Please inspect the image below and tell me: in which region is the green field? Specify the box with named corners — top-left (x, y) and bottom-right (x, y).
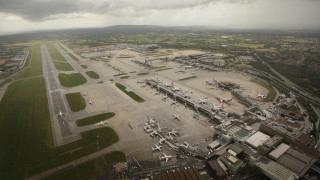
top-left (80, 64), bottom-right (88, 69)
top-left (19, 45), bottom-right (43, 78)
top-left (251, 80), bottom-right (277, 101)
top-left (53, 61), bottom-right (74, 71)
top-left (114, 73), bottom-right (127, 76)
top-left (58, 73), bottom-right (87, 87)
top-left (59, 44), bottom-right (79, 61)
top-left (85, 71), bottom-right (100, 79)
top-left (155, 68), bottom-right (172, 72)
top-left (137, 72), bottom-right (150, 76)
top-left (120, 76), bottom-right (130, 79)
top-left (0, 77), bottom-right (51, 179)
top-left (47, 44), bottom-right (67, 61)
top-left (115, 83), bottom-right (145, 103)
top-left (47, 151), bottom-right (126, 180)
top-left (178, 76), bottom-right (197, 81)
top-left (65, 92), bottom-right (86, 112)
top-left (76, 112), bottom-right (115, 127)
top-left (0, 78), bottom-right (12, 88)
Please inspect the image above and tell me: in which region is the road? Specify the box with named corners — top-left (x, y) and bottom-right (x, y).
top-left (254, 53), bottom-right (320, 106)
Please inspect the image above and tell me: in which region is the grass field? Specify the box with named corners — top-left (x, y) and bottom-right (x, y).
top-left (120, 76), bottom-right (130, 79)
top-left (47, 151), bottom-right (125, 180)
top-left (19, 45), bottom-right (43, 78)
top-left (0, 78), bottom-right (12, 88)
top-left (178, 76), bottom-right (197, 81)
top-left (59, 44), bottom-right (79, 61)
top-left (76, 112), bottom-right (115, 127)
top-left (155, 68), bottom-right (172, 72)
top-left (53, 61), bottom-right (74, 71)
top-left (58, 73), bottom-right (87, 87)
top-left (251, 80), bottom-right (276, 101)
top-left (114, 73), bottom-right (127, 76)
top-left (47, 44), bottom-right (67, 62)
top-left (0, 77), bottom-right (51, 179)
top-left (115, 83), bottom-right (145, 103)
top-left (137, 72), bottom-right (150, 76)
top-left (65, 92), bottom-right (86, 112)
top-left (85, 71), bottom-right (100, 79)
top-left (80, 65), bottom-right (88, 69)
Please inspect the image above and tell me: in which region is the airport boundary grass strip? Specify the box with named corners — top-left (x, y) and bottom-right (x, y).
top-left (0, 77), bottom-right (51, 179)
top-left (85, 71), bottom-right (100, 79)
top-left (178, 76), bottom-right (197, 81)
top-left (114, 73), bottom-right (127, 77)
top-left (46, 44), bottom-right (67, 62)
top-left (47, 151), bottom-right (125, 180)
top-left (53, 61), bottom-right (74, 71)
top-left (59, 44), bottom-right (80, 61)
top-left (65, 92), bottom-right (86, 112)
top-left (19, 45), bottom-right (43, 78)
top-left (115, 83), bottom-right (145, 103)
top-left (137, 72), bottom-right (150, 76)
top-left (76, 112), bottom-right (115, 127)
top-left (155, 68), bottom-right (172, 72)
top-left (58, 73), bottom-right (87, 87)
top-left (80, 65), bottom-right (88, 69)
top-left (251, 79), bottom-right (276, 102)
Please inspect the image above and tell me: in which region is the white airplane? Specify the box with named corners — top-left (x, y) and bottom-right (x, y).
top-left (172, 114), bottom-right (181, 120)
top-left (185, 66), bottom-right (193, 69)
top-left (159, 138), bottom-right (166, 145)
top-left (199, 96), bottom-right (209, 104)
top-left (154, 91), bottom-right (160, 95)
top-left (96, 121), bottom-right (106, 127)
top-left (206, 79), bottom-right (216, 85)
top-left (172, 86), bottom-right (180, 92)
top-left (162, 95), bottom-right (168, 100)
top-left (212, 103), bottom-right (223, 111)
top-left (159, 153), bottom-right (172, 163)
top-left (152, 144), bottom-right (162, 151)
top-left (83, 92), bottom-right (87, 96)
top-left (216, 96), bottom-right (232, 104)
top-left (88, 100), bottom-right (94, 105)
top-left (137, 80), bottom-right (144, 83)
top-left (165, 81), bottom-right (174, 87)
top-left (57, 111), bottom-right (64, 117)
top-left (257, 94), bottom-right (266, 98)
top-left (171, 100), bottom-right (177, 105)
top-left (150, 130), bottom-right (158, 137)
top-left (168, 128), bottom-right (179, 137)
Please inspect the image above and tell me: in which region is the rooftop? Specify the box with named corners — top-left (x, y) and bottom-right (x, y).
top-left (245, 131), bottom-right (270, 148)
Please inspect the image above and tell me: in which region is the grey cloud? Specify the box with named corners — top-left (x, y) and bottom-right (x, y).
top-left (0, 0), bottom-right (261, 21)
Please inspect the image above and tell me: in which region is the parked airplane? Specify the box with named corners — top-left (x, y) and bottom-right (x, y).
top-left (212, 103), bottom-right (223, 111)
top-left (159, 138), bottom-right (166, 145)
top-left (165, 81), bottom-right (174, 87)
top-left (215, 96), bottom-right (232, 104)
top-left (199, 96), bottom-right (209, 104)
top-left (83, 92), bottom-right (87, 96)
top-left (137, 80), bottom-right (144, 83)
top-left (172, 114), bottom-right (181, 120)
top-left (257, 94), bottom-right (266, 98)
top-left (171, 100), bottom-right (177, 105)
top-left (185, 66), bottom-right (193, 69)
top-left (193, 112), bottom-right (200, 118)
top-left (172, 86), bottom-right (180, 92)
top-left (88, 100), bottom-right (94, 105)
top-left (162, 95), bottom-right (168, 100)
top-left (152, 144), bottom-right (162, 151)
top-left (159, 153), bottom-right (172, 163)
top-left (168, 128), bottom-right (180, 137)
top-left (150, 130), bottom-right (158, 137)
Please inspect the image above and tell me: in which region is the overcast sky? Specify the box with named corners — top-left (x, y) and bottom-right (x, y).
top-left (0, 0), bottom-right (320, 35)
